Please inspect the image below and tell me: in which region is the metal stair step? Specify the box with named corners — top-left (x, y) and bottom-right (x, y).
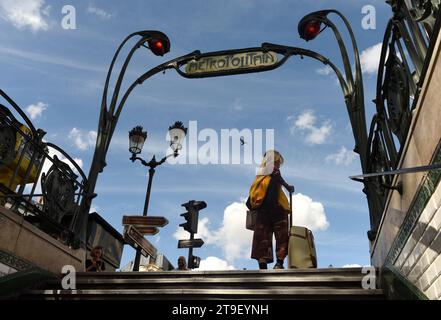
top-left (21, 268), bottom-right (384, 300)
top-left (25, 287), bottom-right (385, 300)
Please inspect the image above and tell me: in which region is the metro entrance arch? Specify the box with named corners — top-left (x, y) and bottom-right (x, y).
top-left (75, 10), bottom-right (383, 252)
top-left (2, 0), bottom-right (440, 300)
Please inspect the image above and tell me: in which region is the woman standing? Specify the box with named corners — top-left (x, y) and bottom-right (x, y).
top-left (247, 150), bottom-right (294, 269)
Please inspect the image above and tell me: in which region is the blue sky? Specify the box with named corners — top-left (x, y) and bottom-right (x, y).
top-left (0, 0), bottom-right (393, 270)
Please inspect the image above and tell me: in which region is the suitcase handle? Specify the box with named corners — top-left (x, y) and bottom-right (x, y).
top-left (289, 191), bottom-right (293, 229)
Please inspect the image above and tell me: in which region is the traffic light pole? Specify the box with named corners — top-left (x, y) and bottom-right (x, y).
top-left (178, 200), bottom-right (206, 269)
top-left (188, 232), bottom-right (194, 269)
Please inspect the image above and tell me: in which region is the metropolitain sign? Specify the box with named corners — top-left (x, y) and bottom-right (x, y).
top-left (184, 50), bottom-right (279, 77)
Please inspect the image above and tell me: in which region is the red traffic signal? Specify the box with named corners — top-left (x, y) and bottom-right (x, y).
top-left (147, 38), bottom-right (170, 56)
top-left (298, 19), bottom-right (322, 41)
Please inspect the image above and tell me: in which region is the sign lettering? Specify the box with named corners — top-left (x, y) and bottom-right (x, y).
top-left (185, 51), bottom-right (278, 76)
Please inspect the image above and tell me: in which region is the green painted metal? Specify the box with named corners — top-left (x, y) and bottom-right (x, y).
top-left (0, 267), bottom-right (56, 299)
top-left (381, 264), bottom-right (429, 300)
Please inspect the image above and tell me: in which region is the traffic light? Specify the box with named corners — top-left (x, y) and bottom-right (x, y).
top-left (147, 38), bottom-right (170, 56)
top-left (298, 18), bottom-right (322, 41)
top-left (179, 210), bottom-right (198, 234)
top-left (179, 200), bottom-right (207, 234)
top-left (189, 255), bottom-right (201, 269)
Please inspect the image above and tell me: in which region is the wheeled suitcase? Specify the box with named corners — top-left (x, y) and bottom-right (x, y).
top-left (287, 192), bottom-right (317, 269)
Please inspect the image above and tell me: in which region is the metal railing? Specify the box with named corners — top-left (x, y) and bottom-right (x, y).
top-left (365, 0), bottom-right (440, 238)
top-left (0, 90), bottom-right (87, 248)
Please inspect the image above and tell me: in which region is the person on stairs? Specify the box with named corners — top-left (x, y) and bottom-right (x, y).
top-left (247, 150), bottom-right (294, 270)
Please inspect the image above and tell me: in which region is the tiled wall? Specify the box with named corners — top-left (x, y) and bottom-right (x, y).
top-left (0, 262), bottom-right (17, 278)
top-left (393, 184), bottom-right (441, 300)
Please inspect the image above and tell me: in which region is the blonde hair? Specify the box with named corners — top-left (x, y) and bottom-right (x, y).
top-left (257, 150), bottom-right (284, 175)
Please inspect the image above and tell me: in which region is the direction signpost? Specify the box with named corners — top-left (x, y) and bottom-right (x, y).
top-left (122, 215), bottom-right (168, 268)
top-left (178, 238), bottom-right (204, 249)
top-left (124, 225), bottom-right (157, 259)
top-left (122, 215), bottom-right (169, 227)
top-left (135, 226), bottom-right (159, 236)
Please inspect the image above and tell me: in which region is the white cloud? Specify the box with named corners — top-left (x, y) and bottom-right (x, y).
top-left (292, 193), bottom-right (329, 231)
top-left (198, 256), bottom-right (235, 271)
top-left (211, 202), bottom-right (253, 262)
top-left (87, 4), bottom-right (112, 20)
top-left (316, 43), bottom-right (383, 76)
top-left (68, 128), bottom-right (97, 151)
top-left (293, 111), bottom-right (315, 130)
top-left (25, 101), bottom-right (47, 120)
top-left (306, 122), bottom-right (332, 145)
top-left (342, 264), bottom-right (362, 268)
top-left (316, 65), bottom-right (333, 76)
top-left (0, 0), bottom-right (50, 32)
top-left (289, 110), bottom-right (332, 145)
top-left (360, 42), bottom-right (382, 75)
top-left (325, 146), bottom-right (356, 166)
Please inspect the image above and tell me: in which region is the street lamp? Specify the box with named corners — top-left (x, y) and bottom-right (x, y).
top-left (168, 121), bottom-right (187, 156)
top-left (128, 126), bottom-right (147, 155)
top-left (129, 121), bottom-right (187, 271)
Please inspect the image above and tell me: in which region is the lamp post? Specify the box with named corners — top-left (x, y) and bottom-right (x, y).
top-left (297, 10), bottom-right (384, 240)
top-left (129, 121), bottom-right (187, 271)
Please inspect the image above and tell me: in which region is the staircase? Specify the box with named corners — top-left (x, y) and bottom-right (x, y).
top-left (22, 267), bottom-right (385, 300)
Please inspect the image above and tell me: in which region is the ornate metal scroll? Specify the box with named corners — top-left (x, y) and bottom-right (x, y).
top-left (41, 156), bottom-right (78, 225)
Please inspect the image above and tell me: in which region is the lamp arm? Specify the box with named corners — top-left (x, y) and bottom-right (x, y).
top-left (306, 10), bottom-right (368, 170)
top-left (326, 10), bottom-right (365, 109)
top-left (101, 37), bottom-right (148, 157)
top-left (108, 37), bottom-right (149, 117)
top-left (328, 10), bottom-right (368, 169)
top-left (316, 16), bottom-right (355, 91)
top-left (103, 66), bottom-right (168, 156)
top-left (161, 152), bottom-right (178, 163)
top-left (102, 32), bottom-right (141, 112)
top-left (130, 154), bottom-right (150, 167)
top-left (261, 43), bottom-right (350, 98)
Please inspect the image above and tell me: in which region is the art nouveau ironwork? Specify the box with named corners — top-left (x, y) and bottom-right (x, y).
top-left (0, 90), bottom-right (87, 247)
